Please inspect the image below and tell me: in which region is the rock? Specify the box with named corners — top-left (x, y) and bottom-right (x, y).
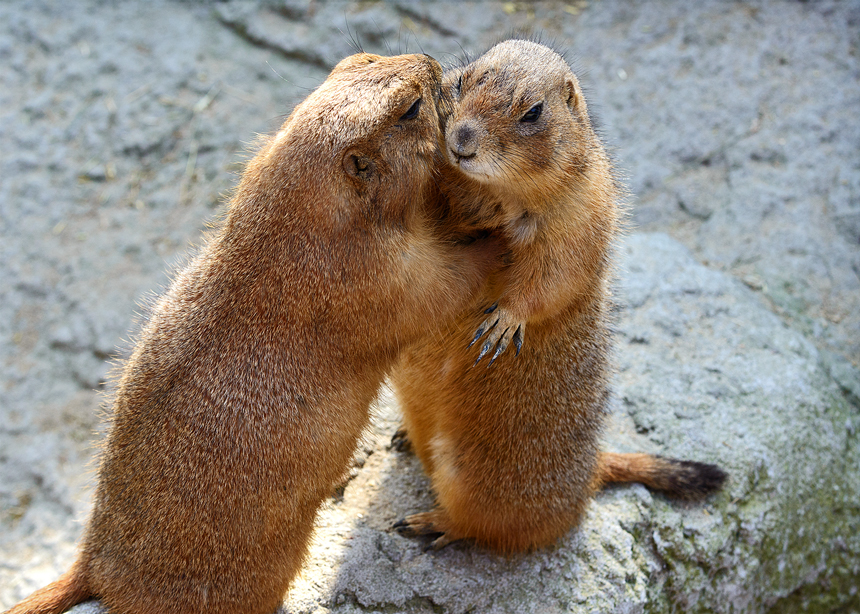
top-left (821, 350), bottom-right (860, 411)
top-left (611, 234), bottom-right (859, 613)
top-left (2, 1), bottom-right (859, 612)
top-left (55, 233), bottom-right (859, 614)
top-left (571, 1), bottom-right (860, 363)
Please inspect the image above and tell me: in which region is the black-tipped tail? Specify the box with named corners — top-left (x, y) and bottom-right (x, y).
top-left (594, 452), bottom-right (727, 500)
top-left (655, 458), bottom-right (728, 500)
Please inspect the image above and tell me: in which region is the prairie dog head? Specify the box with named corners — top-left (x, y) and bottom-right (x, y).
top-left (250, 52), bottom-right (444, 229)
top-left (442, 40), bottom-right (595, 197)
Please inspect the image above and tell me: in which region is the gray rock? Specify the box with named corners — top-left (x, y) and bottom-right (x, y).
top-left (2, 1), bottom-right (859, 613)
top-left (54, 233), bottom-right (860, 614)
top-left (568, 1), bottom-right (860, 363)
top-left (266, 233), bottom-right (856, 614)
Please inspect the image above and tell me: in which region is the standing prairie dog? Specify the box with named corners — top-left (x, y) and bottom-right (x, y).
top-left (391, 40), bottom-right (726, 553)
top-left (7, 52), bottom-right (501, 614)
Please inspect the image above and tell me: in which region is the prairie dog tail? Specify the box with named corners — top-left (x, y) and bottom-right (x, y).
top-left (5, 559), bottom-right (90, 614)
top-left (594, 451), bottom-right (727, 500)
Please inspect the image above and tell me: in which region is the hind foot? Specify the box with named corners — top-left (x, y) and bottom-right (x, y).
top-left (393, 510), bottom-right (462, 551)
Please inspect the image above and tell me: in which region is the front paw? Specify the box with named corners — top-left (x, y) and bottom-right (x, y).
top-left (469, 303), bottom-right (525, 366)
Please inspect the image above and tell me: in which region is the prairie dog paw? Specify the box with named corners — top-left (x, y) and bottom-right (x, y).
top-left (469, 303), bottom-right (525, 366)
top-left (393, 511), bottom-right (460, 551)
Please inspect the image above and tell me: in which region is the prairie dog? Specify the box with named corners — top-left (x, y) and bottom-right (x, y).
top-left (391, 40), bottom-right (726, 552)
top-left (8, 52), bottom-right (500, 614)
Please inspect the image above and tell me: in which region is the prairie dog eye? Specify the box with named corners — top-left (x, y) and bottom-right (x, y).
top-left (400, 98), bottom-right (422, 120)
top-left (521, 103), bottom-right (543, 123)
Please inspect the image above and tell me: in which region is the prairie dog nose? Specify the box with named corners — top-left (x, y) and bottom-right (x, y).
top-left (447, 121), bottom-right (479, 159)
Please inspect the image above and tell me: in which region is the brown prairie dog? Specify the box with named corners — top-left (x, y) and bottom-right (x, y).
top-left (391, 39), bottom-right (726, 553)
top-left (8, 52), bottom-right (500, 614)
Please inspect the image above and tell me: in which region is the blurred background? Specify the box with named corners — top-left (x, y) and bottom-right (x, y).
top-left (1, 1), bottom-right (858, 610)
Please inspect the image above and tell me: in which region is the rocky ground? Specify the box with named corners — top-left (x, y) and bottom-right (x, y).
top-left (1, 1), bottom-right (858, 613)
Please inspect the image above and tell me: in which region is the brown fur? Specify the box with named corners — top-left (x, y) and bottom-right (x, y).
top-left (391, 40), bottom-right (726, 553)
top-left (7, 52), bottom-right (501, 614)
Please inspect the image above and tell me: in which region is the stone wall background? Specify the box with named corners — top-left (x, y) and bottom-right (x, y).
top-left (1, 2), bottom-right (858, 612)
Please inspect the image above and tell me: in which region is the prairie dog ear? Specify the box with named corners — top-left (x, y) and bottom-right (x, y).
top-left (342, 148), bottom-right (376, 181)
top-left (565, 78), bottom-right (583, 113)
top-left (342, 148), bottom-right (380, 201)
